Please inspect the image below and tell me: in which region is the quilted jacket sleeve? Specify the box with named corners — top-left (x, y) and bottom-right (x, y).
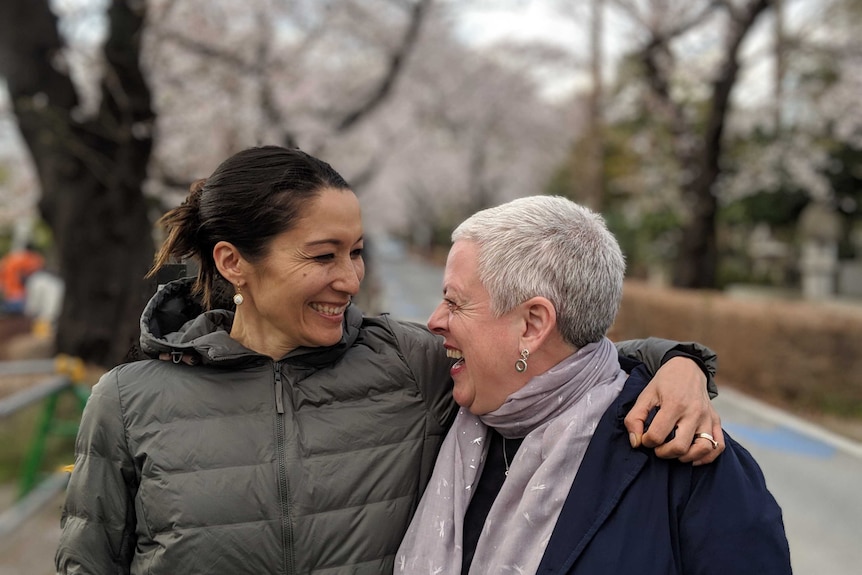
top-left (55, 367), bottom-right (138, 574)
top-left (615, 337), bottom-right (718, 398)
top-left (387, 318), bottom-right (457, 430)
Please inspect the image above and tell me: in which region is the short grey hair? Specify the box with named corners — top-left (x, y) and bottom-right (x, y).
top-left (451, 195), bottom-right (625, 348)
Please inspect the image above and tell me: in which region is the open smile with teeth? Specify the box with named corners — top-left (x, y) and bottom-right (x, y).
top-left (446, 348), bottom-right (464, 361)
top-left (310, 302), bottom-right (348, 316)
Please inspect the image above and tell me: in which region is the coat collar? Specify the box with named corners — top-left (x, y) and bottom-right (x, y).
top-left (139, 277), bottom-right (362, 368)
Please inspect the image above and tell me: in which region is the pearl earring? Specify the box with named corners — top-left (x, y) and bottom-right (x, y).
top-left (233, 286), bottom-right (244, 306)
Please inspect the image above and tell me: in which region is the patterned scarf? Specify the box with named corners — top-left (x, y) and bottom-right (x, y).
top-left (396, 337), bottom-right (627, 574)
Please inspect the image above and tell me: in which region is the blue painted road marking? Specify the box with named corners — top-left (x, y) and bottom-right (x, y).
top-left (724, 423), bottom-right (836, 458)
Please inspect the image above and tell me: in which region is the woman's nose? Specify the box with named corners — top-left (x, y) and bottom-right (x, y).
top-left (427, 302), bottom-right (448, 334)
top-left (334, 258), bottom-right (362, 294)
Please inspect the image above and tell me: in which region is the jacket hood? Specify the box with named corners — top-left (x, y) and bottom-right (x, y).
top-left (139, 277), bottom-right (363, 367)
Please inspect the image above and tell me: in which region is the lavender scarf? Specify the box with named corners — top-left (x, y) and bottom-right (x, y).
top-left (396, 337), bottom-right (627, 574)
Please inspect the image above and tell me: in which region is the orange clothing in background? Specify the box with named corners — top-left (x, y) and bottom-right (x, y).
top-left (0, 249), bottom-right (44, 303)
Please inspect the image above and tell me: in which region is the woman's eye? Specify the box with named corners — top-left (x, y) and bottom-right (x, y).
top-left (350, 248), bottom-right (364, 259)
top-left (313, 254), bottom-right (335, 262)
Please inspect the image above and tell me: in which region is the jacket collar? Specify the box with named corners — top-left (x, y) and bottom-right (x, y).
top-left (139, 277), bottom-right (361, 368)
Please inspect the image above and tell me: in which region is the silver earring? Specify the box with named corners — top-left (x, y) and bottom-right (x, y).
top-left (515, 348), bottom-right (529, 373)
top-left (233, 286), bottom-right (244, 306)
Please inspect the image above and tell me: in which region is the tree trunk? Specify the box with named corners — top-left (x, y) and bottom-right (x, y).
top-left (671, 0), bottom-right (772, 288)
top-left (0, 0), bottom-right (155, 367)
top-left (583, 0), bottom-right (606, 212)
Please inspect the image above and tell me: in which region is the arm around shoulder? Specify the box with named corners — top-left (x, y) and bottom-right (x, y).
top-left (385, 317), bottom-right (456, 429)
top-left (615, 337), bottom-right (717, 397)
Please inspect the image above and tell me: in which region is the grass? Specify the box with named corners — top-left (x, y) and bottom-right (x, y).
top-left (816, 395), bottom-right (862, 420)
top-left (0, 390), bottom-right (82, 486)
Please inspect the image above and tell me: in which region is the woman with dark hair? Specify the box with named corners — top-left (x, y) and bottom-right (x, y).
top-left (56, 146), bottom-right (722, 574)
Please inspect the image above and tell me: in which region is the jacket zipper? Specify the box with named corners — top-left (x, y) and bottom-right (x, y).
top-left (273, 361), bottom-right (294, 574)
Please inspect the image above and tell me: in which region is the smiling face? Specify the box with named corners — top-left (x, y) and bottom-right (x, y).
top-left (232, 187), bottom-right (365, 357)
top-left (427, 240), bottom-right (526, 415)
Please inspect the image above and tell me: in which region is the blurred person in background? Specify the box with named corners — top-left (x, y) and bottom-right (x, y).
top-left (23, 267), bottom-right (65, 337)
top-left (56, 146), bottom-right (723, 574)
top-left (0, 243), bottom-right (44, 314)
top-left (397, 196), bottom-right (791, 575)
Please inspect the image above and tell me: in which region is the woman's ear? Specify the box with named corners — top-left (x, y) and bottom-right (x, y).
top-left (213, 241), bottom-right (244, 285)
top-left (519, 296), bottom-right (557, 348)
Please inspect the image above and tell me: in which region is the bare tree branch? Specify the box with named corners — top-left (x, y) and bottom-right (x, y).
top-left (335, 0), bottom-right (433, 133)
top-left (148, 28), bottom-right (259, 71)
top-left (612, 0), bottom-right (723, 40)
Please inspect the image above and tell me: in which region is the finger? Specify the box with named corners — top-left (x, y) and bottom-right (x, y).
top-left (623, 412), bottom-right (645, 449)
top-left (642, 401), bottom-right (687, 450)
top-left (655, 387), bottom-right (716, 460)
top-left (654, 396), bottom-right (715, 459)
top-left (693, 419), bottom-right (726, 465)
top-left (678, 434), bottom-right (715, 463)
top-left (666, 407), bottom-right (710, 461)
top-left (625, 384), bottom-right (664, 449)
top-left (653, 431), bottom-right (692, 459)
top-left (623, 398), bottom-right (655, 449)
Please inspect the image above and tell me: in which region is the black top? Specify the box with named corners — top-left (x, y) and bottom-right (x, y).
top-left (461, 429), bottom-right (524, 574)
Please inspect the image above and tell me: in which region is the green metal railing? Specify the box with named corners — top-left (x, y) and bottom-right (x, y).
top-left (0, 356), bottom-right (90, 538)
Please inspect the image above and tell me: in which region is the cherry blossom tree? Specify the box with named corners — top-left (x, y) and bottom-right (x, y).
top-left (0, 0), bottom-right (572, 363)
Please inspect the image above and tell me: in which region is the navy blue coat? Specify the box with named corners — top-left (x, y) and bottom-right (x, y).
top-left (537, 363), bottom-right (792, 575)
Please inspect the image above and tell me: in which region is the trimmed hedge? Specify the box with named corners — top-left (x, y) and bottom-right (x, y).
top-left (611, 280), bottom-right (862, 417)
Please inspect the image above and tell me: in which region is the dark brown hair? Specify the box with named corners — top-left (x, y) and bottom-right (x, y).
top-left (148, 146), bottom-right (351, 308)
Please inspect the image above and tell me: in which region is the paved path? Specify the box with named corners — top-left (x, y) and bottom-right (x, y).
top-left (0, 484), bottom-right (62, 575)
top-left (714, 387), bottom-right (862, 574)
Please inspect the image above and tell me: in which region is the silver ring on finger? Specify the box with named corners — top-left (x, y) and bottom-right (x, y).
top-left (692, 432), bottom-right (718, 450)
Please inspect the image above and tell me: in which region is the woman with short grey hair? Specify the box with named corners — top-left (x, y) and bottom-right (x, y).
top-left (397, 195), bottom-right (791, 574)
